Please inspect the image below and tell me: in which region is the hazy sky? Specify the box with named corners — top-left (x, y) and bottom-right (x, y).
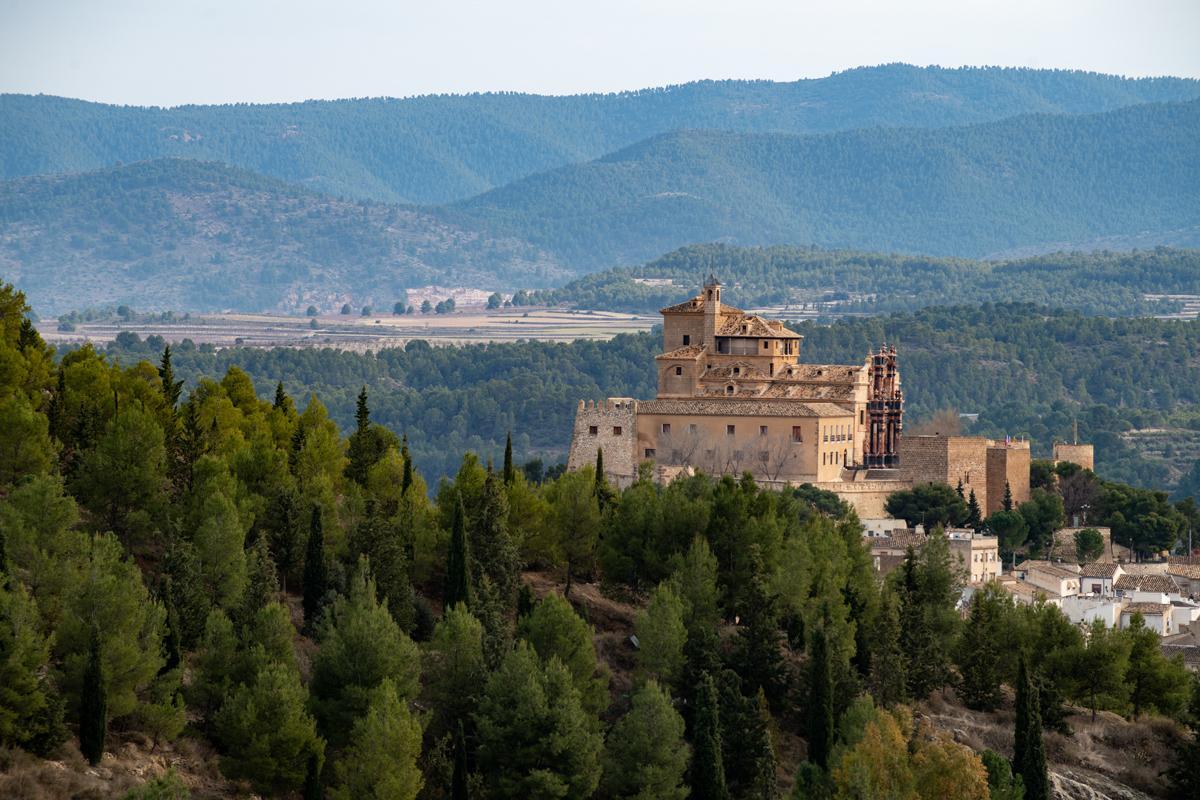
top-left (3, 0), bottom-right (1198, 106)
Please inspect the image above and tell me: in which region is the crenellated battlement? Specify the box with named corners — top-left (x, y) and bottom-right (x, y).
top-left (566, 397), bottom-right (638, 484)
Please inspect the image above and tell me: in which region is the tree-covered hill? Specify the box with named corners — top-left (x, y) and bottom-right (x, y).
top-left (446, 99), bottom-right (1200, 267)
top-left (0, 159), bottom-right (563, 314)
top-left (541, 244), bottom-right (1200, 317)
top-left (3, 65), bottom-right (1197, 204)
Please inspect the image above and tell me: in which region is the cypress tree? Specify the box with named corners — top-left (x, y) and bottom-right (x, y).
top-left (516, 583), bottom-right (535, 619)
top-left (401, 435), bottom-right (414, 496)
top-left (303, 507), bottom-right (329, 628)
top-left (956, 589), bottom-right (1004, 711)
top-left (750, 689), bottom-right (780, 800)
top-left (805, 627), bottom-right (834, 770)
top-left (1014, 654), bottom-right (1049, 800)
top-left (692, 671), bottom-right (730, 800)
top-left (967, 489), bottom-right (982, 530)
top-left (868, 587), bottom-right (907, 707)
top-left (1003, 481), bottom-right (1014, 512)
top-left (503, 432), bottom-right (515, 485)
top-left (79, 626), bottom-right (107, 766)
top-left (158, 345), bottom-right (183, 410)
top-left (273, 381), bottom-right (288, 411)
top-left (289, 425), bottom-right (307, 474)
top-left (347, 386), bottom-right (374, 485)
top-left (451, 719), bottom-right (469, 800)
top-left (956, 478), bottom-right (965, 500)
top-left (444, 492), bottom-right (472, 611)
top-left (303, 751), bottom-right (324, 800)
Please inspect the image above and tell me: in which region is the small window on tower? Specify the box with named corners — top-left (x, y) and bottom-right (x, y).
top-left (860, 410), bottom-right (865, 425)
top-left (613, 426), bottom-right (622, 436)
top-left (662, 423), bottom-right (671, 435)
top-left (689, 424), bottom-right (698, 434)
top-left (762, 340), bottom-right (769, 349)
top-left (726, 385), bottom-right (734, 395)
top-left (588, 426), bottom-right (598, 436)
top-left (644, 448), bottom-right (656, 458)
top-left (759, 425), bottom-right (768, 437)
top-left (675, 366), bottom-right (682, 376)
top-left (726, 424), bottom-right (736, 436)
top-left (792, 426), bottom-right (802, 442)
top-left (682, 335), bottom-right (690, 345)
top-left (733, 367), bottom-right (740, 375)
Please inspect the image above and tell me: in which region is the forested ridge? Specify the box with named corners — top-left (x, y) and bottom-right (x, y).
top-left (5, 65), bottom-right (1197, 204)
top-left (0, 159), bottom-right (562, 314)
top-left (446, 99), bottom-right (1200, 268)
top-left (3, 281), bottom-right (1200, 800)
top-left (5, 99), bottom-right (1199, 314)
top-left (542, 243), bottom-right (1200, 317)
top-left (95, 303), bottom-right (1200, 495)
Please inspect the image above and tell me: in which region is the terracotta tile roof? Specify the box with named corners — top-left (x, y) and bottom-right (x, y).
top-left (870, 530), bottom-right (927, 551)
top-left (1017, 560), bottom-right (1080, 579)
top-left (761, 383), bottom-right (857, 401)
top-left (1167, 560), bottom-right (1200, 580)
top-left (717, 314), bottom-right (802, 338)
top-left (656, 344), bottom-right (706, 360)
top-left (1115, 574), bottom-right (1180, 593)
top-left (637, 399), bottom-right (852, 418)
top-left (1080, 562), bottom-right (1121, 578)
top-left (704, 362), bottom-right (771, 380)
top-left (1122, 602), bottom-right (1171, 615)
top-left (659, 295), bottom-right (744, 315)
top-left (779, 364), bottom-right (864, 383)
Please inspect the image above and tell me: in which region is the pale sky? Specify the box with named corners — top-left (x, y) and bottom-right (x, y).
top-left (2, 0), bottom-right (1198, 107)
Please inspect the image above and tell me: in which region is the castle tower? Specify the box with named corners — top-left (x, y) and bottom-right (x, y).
top-left (702, 275), bottom-right (722, 350)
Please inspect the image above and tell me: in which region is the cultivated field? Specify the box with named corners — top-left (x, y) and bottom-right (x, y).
top-left (38, 307), bottom-right (659, 350)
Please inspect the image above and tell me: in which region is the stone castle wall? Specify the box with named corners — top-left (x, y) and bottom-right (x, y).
top-left (1053, 443), bottom-right (1095, 471)
top-left (986, 442), bottom-right (1031, 515)
top-left (566, 398), bottom-right (638, 486)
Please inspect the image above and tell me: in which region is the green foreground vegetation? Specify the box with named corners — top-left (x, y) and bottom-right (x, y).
top-left (3, 281), bottom-right (1200, 799)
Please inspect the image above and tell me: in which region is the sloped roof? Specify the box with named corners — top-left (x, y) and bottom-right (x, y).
top-left (717, 314), bottom-right (802, 338)
top-left (1167, 560), bottom-right (1200, 580)
top-left (656, 344), bottom-right (706, 360)
top-left (761, 383), bottom-right (858, 401)
top-left (1080, 562), bottom-right (1121, 578)
top-left (659, 295), bottom-right (744, 315)
top-left (781, 364), bottom-right (864, 383)
top-left (1123, 602), bottom-right (1171, 615)
top-left (869, 530), bottom-right (927, 551)
top-left (1115, 574), bottom-right (1180, 593)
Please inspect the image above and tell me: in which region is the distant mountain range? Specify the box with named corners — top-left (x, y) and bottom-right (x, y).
top-left (1, 65), bottom-right (1198, 314)
top-left (4, 65), bottom-right (1198, 204)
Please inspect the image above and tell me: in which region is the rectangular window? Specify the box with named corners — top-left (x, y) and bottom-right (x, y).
top-left (823, 428), bottom-right (828, 443)
top-left (792, 426), bottom-right (802, 442)
top-left (762, 340), bottom-right (769, 349)
top-left (588, 425), bottom-right (598, 436)
top-left (759, 425), bottom-right (768, 437)
top-left (644, 448), bottom-right (656, 458)
top-left (689, 424), bottom-right (698, 435)
top-left (613, 426), bottom-right (622, 436)
top-left (822, 453), bottom-right (826, 465)
top-left (675, 366), bottom-right (682, 376)
top-left (726, 425), bottom-right (736, 437)
top-left (769, 363), bottom-right (774, 376)
top-left (662, 423), bottom-right (671, 434)
top-left (682, 334), bottom-right (690, 346)
top-left (859, 410), bottom-right (865, 425)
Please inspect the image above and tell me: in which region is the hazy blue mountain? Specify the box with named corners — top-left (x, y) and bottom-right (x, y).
top-left (0, 159), bottom-right (562, 314)
top-left (3, 64), bottom-right (1197, 204)
top-left (445, 99), bottom-right (1200, 266)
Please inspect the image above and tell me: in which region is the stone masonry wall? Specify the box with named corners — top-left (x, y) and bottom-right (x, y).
top-left (566, 398), bottom-right (638, 486)
top-left (986, 443), bottom-right (1031, 516)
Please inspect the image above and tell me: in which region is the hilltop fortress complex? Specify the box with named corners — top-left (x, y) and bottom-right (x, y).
top-left (567, 277), bottom-right (1035, 517)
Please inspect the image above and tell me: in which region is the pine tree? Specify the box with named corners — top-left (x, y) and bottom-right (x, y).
top-left (472, 469), bottom-right (518, 603)
top-left (1165, 673), bottom-right (1200, 800)
top-left (444, 492), bottom-right (473, 610)
top-left (239, 530), bottom-right (280, 630)
top-left (158, 346), bottom-right (183, 410)
top-left (1013, 654), bottom-right (1049, 800)
top-left (303, 506), bottom-right (328, 628)
top-left (692, 672), bottom-right (730, 800)
top-left (1003, 481), bottom-right (1014, 512)
top-left (750, 689), bottom-right (780, 800)
top-left (79, 626), bottom-right (107, 766)
top-left (594, 448), bottom-right (614, 509)
top-left (452, 720), bottom-right (469, 800)
top-left (274, 381), bottom-right (288, 411)
top-left (805, 626), bottom-right (835, 771)
top-left (732, 548), bottom-right (788, 703)
top-left (956, 588), bottom-right (1004, 711)
top-left (503, 432), bottom-right (515, 485)
top-left (956, 479), bottom-right (965, 500)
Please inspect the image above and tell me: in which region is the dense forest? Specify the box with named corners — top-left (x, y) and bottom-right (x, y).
top-left (4, 65), bottom-right (1197, 204)
top-left (97, 303), bottom-right (1200, 495)
top-left (447, 100), bottom-right (1200, 268)
top-left (0, 159), bottom-right (561, 314)
top-left (541, 244), bottom-right (1200, 317)
top-left (2, 281), bottom-right (1199, 800)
